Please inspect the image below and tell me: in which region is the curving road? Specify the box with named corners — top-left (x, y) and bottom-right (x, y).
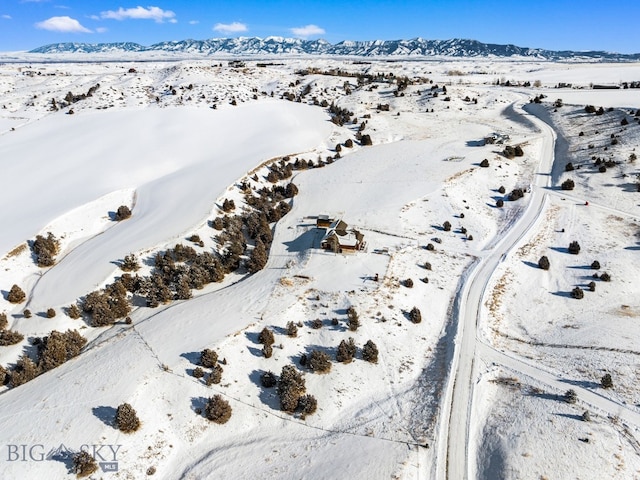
top-left (434, 99), bottom-right (640, 480)
top-left (435, 99), bottom-right (556, 480)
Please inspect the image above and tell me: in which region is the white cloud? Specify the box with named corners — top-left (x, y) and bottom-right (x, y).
top-left (189, 20), bottom-right (199, 25)
top-left (95, 27), bottom-right (108, 33)
top-left (1, 14), bottom-right (12, 20)
top-left (101, 6), bottom-right (176, 23)
top-left (290, 24), bottom-right (325, 38)
top-left (213, 22), bottom-right (247, 34)
top-left (35, 16), bottom-right (92, 33)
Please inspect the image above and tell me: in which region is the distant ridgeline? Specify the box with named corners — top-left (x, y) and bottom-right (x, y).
top-left (29, 37), bottom-right (640, 61)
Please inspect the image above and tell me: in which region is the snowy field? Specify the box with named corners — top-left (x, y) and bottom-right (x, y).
top-left (0, 55), bottom-right (639, 479)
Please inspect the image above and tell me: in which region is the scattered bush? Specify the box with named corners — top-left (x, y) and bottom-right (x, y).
top-left (7, 284), bottom-right (26, 304)
top-left (262, 343), bottom-right (273, 358)
top-left (205, 395), bottom-right (232, 424)
top-left (114, 205), bottom-right (132, 221)
top-left (310, 318), bottom-right (323, 329)
top-left (258, 327), bottom-right (275, 346)
top-left (23, 309), bottom-right (31, 318)
top-left (221, 198), bottom-right (235, 212)
top-left (10, 355), bottom-right (38, 387)
top-left (0, 364), bottom-right (6, 385)
top-left (571, 287), bottom-right (584, 299)
top-left (31, 232), bottom-right (60, 267)
top-left (508, 188), bottom-right (524, 201)
top-left (36, 329), bottom-right (86, 372)
top-left (561, 179), bottom-right (575, 190)
top-left (568, 241), bottom-right (581, 255)
top-left (278, 365), bottom-right (306, 413)
top-left (588, 281), bottom-right (596, 292)
top-left (591, 260), bottom-right (600, 270)
top-left (0, 313), bottom-right (6, 330)
top-left (409, 307), bottom-right (422, 324)
top-left (73, 450), bottom-right (98, 478)
top-left (115, 403), bottom-right (141, 433)
top-left (360, 134), bottom-right (372, 146)
top-left (426, 243), bottom-right (435, 251)
top-left (0, 329), bottom-right (24, 346)
top-left (200, 348), bottom-right (218, 368)
top-left (404, 278), bottom-right (414, 288)
top-left (443, 221), bottom-right (451, 231)
top-left (600, 272), bottom-right (611, 282)
top-left (496, 199), bottom-right (504, 208)
top-left (538, 256), bottom-right (550, 270)
top-left (601, 373), bottom-right (613, 389)
top-left (260, 370), bottom-right (277, 388)
top-left (286, 321), bottom-right (298, 337)
top-left (362, 340), bottom-right (379, 363)
top-left (564, 389), bottom-right (578, 404)
top-left (565, 162), bottom-right (575, 171)
top-left (336, 337), bottom-right (357, 363)
top-left (192, 367), bottom-right (205, 378)
top-left (581, 410), bottom-right (591, 422)
top-left (46, 308), bottom-right (56, 318)
top-left (298, 394), bottom-right (318, 418)
top-left (424, 262), bottom-right (432, 270)
top-left (498, 186), bottom-right (506, 194)
top-left (479, 159), bottom-right (489, 168)
top-left (308, 350), bottom-right (332, 373)
top-left (121, 254), bottom-right (140, 272)
top-left (67, 304), bottom-right (81, 319)
top-left (207, 364), bottom-right (223, 385)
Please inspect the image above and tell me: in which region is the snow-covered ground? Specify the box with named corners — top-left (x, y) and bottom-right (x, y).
top-left (0, 56), bottom-right (638, 479)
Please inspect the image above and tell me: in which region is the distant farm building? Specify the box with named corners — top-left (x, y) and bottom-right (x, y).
top-left (319, 218), bottom-right (365, 253)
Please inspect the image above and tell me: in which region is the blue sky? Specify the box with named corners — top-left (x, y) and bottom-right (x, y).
top-left (1, 0), bottom-right (639, 53)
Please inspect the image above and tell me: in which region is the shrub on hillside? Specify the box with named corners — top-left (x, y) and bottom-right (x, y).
top-left (479, 159), bottom-right (489, 168)
top-left (564, 389), bottom-right (577, 404)
top-left (298, 394), bottom-right (318, 418)
top-left (200, 348), bottom-right (218, 368)
top-left (286, 321), bottom-right (298, 337)
top-left (258, 327), bottom-right (275, 346)
top-left (561, 179), bottom-right (575, 190)
top-left (362, 340), bottom-right (379, 363)
top-left (121, 254), bottom-right (140, 272)
top-left (0, 329), bottom-right (24, 346)
top-left (538, 256), bottom-right (550, 270)
top-left (278, 365), bottom-right (306, 413)
top-left (565, 162), bottom-right (575, 171)
top-left (262, 343), bottom-right (273, 358)
top-left (46, 308), bottom-right (56, 318)
top-left (508, 188), bottom-right (524, 201)
top-left (404, 278), bottom-right (414, 288)
top-left (115, 403), bottom-right (141, 433)
top-left (0, 313), bottom-right (7, 330)
top-left (7, 284), bottom-right (26, 304)
top-left (114, 205), bottom-right (132, 221)
top-left (591, 260), bottom-right (600, 270)
top-left (260, 370), bottom-right (277, 388)
top-left (10, 354), bottom-right (39, 387)
top-left (36, 329), bottom-right (86, 372)
top-left (496, 199), bottom-right (504, 208)
top-left (308, 350), bottom-right (332, 373)
top-left (72, 450), bottom-right (98, 478)
top-left (31, 232), bottom-right (60, 267)
top-left (568, 241), bottom-right (581, 255)
top-left (207, 364), bottom-right (223, 385)
top-left (409, 307), bottom-right (422, 324)
top-left (443, 221), bottom-right (451, 231)
top-left (601, 373), bottom-right (613, 389)
top-left (571, 287), bottom-right (584, 299)
top-left (336, 337), bottom-right (357, 363)
top-left (205, 395), bottom-right (232, 424)
top-left (600, 272), bottom-right (611, 282)
top-left (67, 304), bottom-right (82, 319)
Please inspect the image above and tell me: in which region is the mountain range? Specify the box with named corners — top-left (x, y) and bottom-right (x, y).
top-left (29, 37), bottom-right (640, 60)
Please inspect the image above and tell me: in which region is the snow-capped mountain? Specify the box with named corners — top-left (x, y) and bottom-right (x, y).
top-left (28, 37), bottom-right (640, 60)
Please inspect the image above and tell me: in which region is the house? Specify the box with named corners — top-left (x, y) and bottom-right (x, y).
top-left (316, 214), bottom-right (334, 228)
top-left (320, 219), bottom-right (365, 253)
